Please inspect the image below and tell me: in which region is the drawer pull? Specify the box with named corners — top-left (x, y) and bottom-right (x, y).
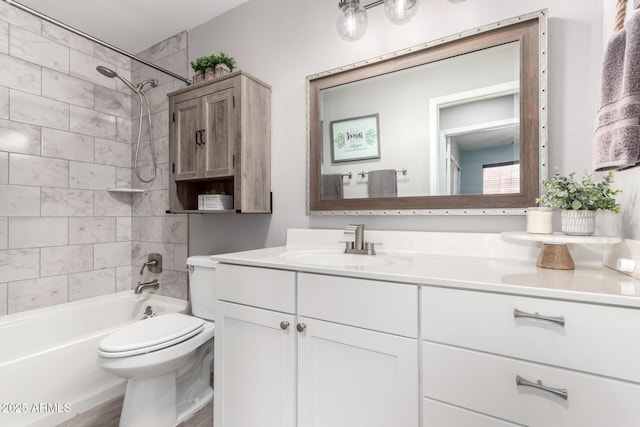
top-left (513, 308), bottom-right (565, 326)
top-left (516, 375), bottom-right (568, 400)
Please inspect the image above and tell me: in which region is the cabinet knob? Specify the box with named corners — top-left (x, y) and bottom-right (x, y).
top-left (296, 323), bottom-right (307, 333)
top-left (280, 321), bottom-right (290, 330)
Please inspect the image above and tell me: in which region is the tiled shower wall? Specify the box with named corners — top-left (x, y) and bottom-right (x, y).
top-left (130, 32), bottom-right (190, 300)
top-left (0, 3), bottom-right (190, 316)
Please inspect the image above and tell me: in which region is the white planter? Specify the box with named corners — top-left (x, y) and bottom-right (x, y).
top-left (561, 210), bottom-right (596, 236)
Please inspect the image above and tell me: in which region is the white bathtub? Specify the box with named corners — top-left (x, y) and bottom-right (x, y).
top-left (0, 290), bottom-right (188, 427)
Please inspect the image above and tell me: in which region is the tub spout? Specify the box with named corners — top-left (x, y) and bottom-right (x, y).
top-left (135, 279), bottom-right (159, 294)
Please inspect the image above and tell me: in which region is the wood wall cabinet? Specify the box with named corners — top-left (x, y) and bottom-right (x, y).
top-left (168, 71), bottom-right (271, 213)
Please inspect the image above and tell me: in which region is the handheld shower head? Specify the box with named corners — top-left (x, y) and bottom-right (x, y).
top-left (96, 65), bottom-right (137, 93)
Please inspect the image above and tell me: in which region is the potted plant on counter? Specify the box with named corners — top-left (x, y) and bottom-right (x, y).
top-left (536, 170), bottom-right (621, 235)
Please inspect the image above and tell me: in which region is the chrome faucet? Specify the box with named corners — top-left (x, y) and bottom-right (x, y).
top-left (139, 253), bottom-right (162, 275)
top-left (139, 259), bottom-right (157, 275)
top-left (343, 224), bottom-right (380, 255)
top-left (135, 279), bottom-right (159, 294)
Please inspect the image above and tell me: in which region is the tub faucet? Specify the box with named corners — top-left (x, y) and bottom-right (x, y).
top-left (343, 224), bottom-right (380, 255)
top-left (135, 279), bottom-right (159, 294)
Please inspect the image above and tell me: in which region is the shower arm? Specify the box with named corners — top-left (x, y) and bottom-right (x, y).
top-left (1, 0), bottom-right (192, 86)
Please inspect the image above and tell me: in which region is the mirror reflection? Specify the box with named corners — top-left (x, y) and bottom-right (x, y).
top-left (320, 42), bottom-right (520, 200)
top-left (308, 12), bottom-right (545, 214)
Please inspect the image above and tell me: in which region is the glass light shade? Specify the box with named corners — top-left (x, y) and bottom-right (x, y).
top-left (336, 1), bottom-right (368, 42)
top-left (383, 0), bottom-right (419, 25)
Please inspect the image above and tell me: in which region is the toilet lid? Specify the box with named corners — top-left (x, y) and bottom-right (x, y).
top-left (98, 313), bottom-right (204, 358)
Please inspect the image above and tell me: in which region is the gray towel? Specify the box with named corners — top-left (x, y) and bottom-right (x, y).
top-left (594, 11), bottom-right (640, 171)
top-left (321, 174), bottom-right (344, 199)
top-left (367, 169), bottom-right (397, 198)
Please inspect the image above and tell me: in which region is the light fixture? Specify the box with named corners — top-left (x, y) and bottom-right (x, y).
top-left (383, 0), bottom-right (419, 25)
top-left (336, 0), bottom-right (368, 42)
top-left (336, 0), bottom-right (421, 42)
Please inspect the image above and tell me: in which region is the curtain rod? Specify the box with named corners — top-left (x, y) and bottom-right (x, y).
top-left (2, 0), bottom-right (192, 86)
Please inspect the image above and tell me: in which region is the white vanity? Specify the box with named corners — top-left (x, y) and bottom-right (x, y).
top-left (210, 228), bottom-right (640, 427)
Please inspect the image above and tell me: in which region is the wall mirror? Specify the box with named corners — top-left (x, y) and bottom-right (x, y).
top-left (307, 10), bottom-right (547, 215)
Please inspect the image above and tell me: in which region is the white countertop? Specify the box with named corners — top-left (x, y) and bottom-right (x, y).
top-left (210, 229), bottom-right (640, 309)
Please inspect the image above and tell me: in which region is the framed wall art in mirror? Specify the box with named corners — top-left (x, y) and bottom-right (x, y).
top-left (306, 10), bottom-right (547, 215)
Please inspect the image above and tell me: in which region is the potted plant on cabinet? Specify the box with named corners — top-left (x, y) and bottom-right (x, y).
top-left (190, 56), bottom-right (209, 84)
top-left (214, 52), bottom-right (236, 77)
top-left (536, 170), bottom-right (621, 235)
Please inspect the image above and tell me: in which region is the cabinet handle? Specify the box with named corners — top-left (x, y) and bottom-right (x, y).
top-left (513, 308), bottom-right (565, 327)
top-left (515, 375), bottom-right (568, 400)
top-left (199, 129), bottom-right (206, 144)
top-left (195, 130), bottom-right (200, 145)
top-left (296, 323), bottom-right (306, 333)
top-left (280, 321), bottom-right (290, 330)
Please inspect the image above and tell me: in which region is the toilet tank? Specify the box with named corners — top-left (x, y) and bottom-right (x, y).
top-left (186, 256), bottom-right (217, 321)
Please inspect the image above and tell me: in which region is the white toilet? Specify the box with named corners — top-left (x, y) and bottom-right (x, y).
top-left (98, 256), bottom-right (217, 427)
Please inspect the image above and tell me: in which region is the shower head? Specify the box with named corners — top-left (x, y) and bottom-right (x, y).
top-left (96, 65), bottom-right (137, 93)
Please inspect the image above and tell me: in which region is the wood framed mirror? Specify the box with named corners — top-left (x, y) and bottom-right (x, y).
top-left (307, 10), bottom-right (547, 215)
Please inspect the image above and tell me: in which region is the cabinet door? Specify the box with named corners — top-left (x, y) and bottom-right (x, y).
top-left (203, 88), bottom-right (235, 178)
top-left (214, 301), bottom-right (296, 427)
top-left (173, 97), bottom-right (202, 180)
top-left (298, 316), bottom-right (419, 427)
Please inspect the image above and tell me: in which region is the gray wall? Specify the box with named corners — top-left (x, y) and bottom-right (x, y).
top-left (186, 0), bottom-right (638, 254)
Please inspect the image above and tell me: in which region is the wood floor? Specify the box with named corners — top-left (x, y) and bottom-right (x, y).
top-left (57, 395), bottom-right (213, 427)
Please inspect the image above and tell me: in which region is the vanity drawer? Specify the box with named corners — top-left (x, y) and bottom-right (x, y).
top-left (298, 273), bottom-right (418, 338)
top-left (423, 341), bottom-right (640, 427)
top-left (216, 264), bottom-right (296, 313)
top-left (421, 286), bottom-right (640, 382)
top-left (423, 398), bottom-right (519, 427)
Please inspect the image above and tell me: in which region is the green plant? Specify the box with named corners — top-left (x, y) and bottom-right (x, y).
top-left (190, 56), bottom-right (209, 72)
top-left (214, 52), bottom-right (236, 71)
top-left (536, 170), bottom-right (621, 213)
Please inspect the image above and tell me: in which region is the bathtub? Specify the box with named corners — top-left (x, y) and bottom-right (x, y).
top-left (0, 290), bottom-right (188, 427)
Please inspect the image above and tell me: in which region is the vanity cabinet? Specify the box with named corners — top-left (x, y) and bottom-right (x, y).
top-left (421, 286), bottom-right (640, 426)
top-left (168, 71), bottom-right (271, 213)
top-left (213, 265), bottom-right (419, 427)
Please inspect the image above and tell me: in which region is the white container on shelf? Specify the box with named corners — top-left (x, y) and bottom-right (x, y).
top-left (198, 194), bottom-right (233, 210)
top-left (526, 207), bottom-right (553, 234)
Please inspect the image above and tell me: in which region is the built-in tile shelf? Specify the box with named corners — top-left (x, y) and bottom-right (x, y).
top-left (107, 188), bottom-right (145, 193)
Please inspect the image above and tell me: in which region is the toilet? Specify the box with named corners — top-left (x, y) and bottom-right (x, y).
top-left (97, 256), bottom-right (217, 427)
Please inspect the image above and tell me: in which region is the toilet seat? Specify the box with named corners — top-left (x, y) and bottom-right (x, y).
top-left (98, 313), bottom-right (205, 358)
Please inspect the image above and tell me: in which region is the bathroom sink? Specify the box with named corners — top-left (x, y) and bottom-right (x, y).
top-left (281, 250), bottom-right (404, 268)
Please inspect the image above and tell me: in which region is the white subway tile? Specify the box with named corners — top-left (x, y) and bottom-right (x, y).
top-left (10, 26), bottom-right (69, 73)
top-left (95, 85), bottom-right (131, 118)
top-left (133, 216), bottom-right (163, 242)
top-left (116, 216), bottom-right (132, 242)
top-left (69, 217), bottom-right (116, 245)
top-left (149, 242), bottom-right (174, 271)
top-left (0, 53), bottom-right (41, 95)
top-left (0, 118), bottom-right (41, 155)
top-left (10, 90), bottom-right (70, 131)
top-left (0, 151), bottom-right (7, 184)
top-left (69, 50), bottom-right (116, 89)
top-left (69, 161), bottom-right (115, 190)
top-left (0, 21), bottom-right (8, 55)
top-left (0, 217), bottom-right (6, 250)
top-left (7, 275), bottom-right (68, 314)
top-left (132, 191), bottom-right (150, 216)
top-left (116, 266), bottom-right (132, 292)
top-left (42, 68), bottom-right (94, 109)
top-left (94, 191), bottom-right (132, 217)
top-left (41, 244), bottom-right (93, 277)
top-left (0, 184), bottom-right (40, 216)
top-left (42, 128), bottom-right (94, 162)
top-left (69, 105), bottom-right (117, 139)
top-left (95, 138), bottom-right (132, 168)
top-left (116, 116), bottom-right (132, 143)
top-left (41, 21), bottom-right (93, 56)
top-left (138, 32), bottom-right (187, 64)
top-left (0, 3), bottom-right (41, 34)
top-left (132, 241), bottom-right (150, 267)
top-left (0, 282), bottom-right (6, 315)
top-left (41, 187), bottom-right (93, 216)
top-left (149, 190), bottom-right (169, 216)
top-left (9, 153), bottom-right (69, 188)
top-left (0, 86), bottom-right (7, 119)
top-left (0, 248), bottom-right (39, 282)
top-left (174, 244), bottom-right (188, 272)
top-left (158, 270), bottom-right (187, 300)
top-left (69, 268), bottom-right (115, 301)
top-left (95, 45), bottom-right (131, 72)
top-left (115, 167), bottom-right (132, 189)
top-left (163, 215), bottom-right (188, 244)
top-left (94, 241), bottom-right (131, 269)
top-left (8, 217), bottom-right (68, 249)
